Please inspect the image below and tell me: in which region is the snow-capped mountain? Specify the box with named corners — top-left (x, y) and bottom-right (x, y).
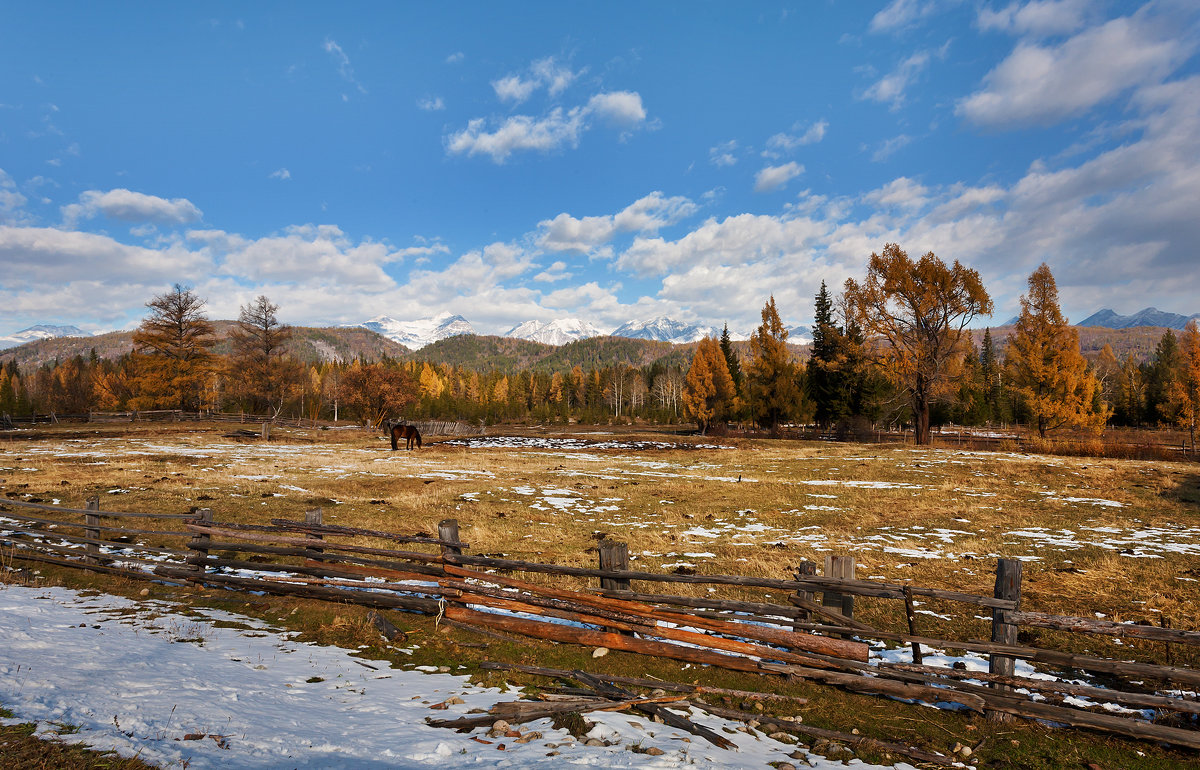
top-left (1076, 307), bottom-right (1200, 330)
top-left (353, 313), bottom-right (475, 350)
top-left (610, 317), bottom-right (740, 344)
top-left (0, 324), bottom-right (91, 350)
top-left (504, 318), bottom-right (605, 346)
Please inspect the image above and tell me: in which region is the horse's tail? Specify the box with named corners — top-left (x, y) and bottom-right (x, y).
top-left (415, 428), bottom-right (422, 448)
top-left (390, 425), bottom-right (399, 451)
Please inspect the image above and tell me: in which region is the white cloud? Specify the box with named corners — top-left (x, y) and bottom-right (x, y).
top-left (871, 134), bottom-right (913, 162)
top-left (958, 13), bottom-right (1190, 127)
top-left (445, 52), bottom-right (464, 64)
top-left (0, 225), bottom-right (211, 283)
top-left (446, 91), bottom-right (648, 163)
top-left (0, 168), bottom-right (29, 224)
top-left (864, 177), bottom-right (930, 209)
top-left (977, 0), bottom-right (1091, 37)
top-left (534, 260), bottom-right (572, 282)
top-left (269, 168), bottom-right (291, 181)
top-left (764, 121), bottom-right (827, 156)
top-left (417, 96), bottom-right (445, 111)
top-left (538, 192), bottom-right (698, 253)
top-left (709, 140), bottom-right (739, 167)
top-left (492, 57), bottom-right (581, 103)
top-left (869, 0), bottom-right (942, 33)
top-left (861, 51), bottom-right (931, 108)
top-left (62, 189), bottom-right (203, 226)
top-left (323, 38), bottom-right (366, 95)
top-left (754, 162), bottom-right (804, 193)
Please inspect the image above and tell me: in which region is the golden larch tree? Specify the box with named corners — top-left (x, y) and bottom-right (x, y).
top-left (1005, 263), bottom-right (1105, 437)
top-left (1173, 320), bottom-right (1200, 450)
top-left (844, 244), bottom-right (992, 445)
top-left (682, 337), bottom-right (735, 433)
top-left (130, 284), bottom-right (217, 411)
top-left (746, 296), bottom-right (805, 430)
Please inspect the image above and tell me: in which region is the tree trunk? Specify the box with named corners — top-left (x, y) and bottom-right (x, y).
top-left (913, 395), bottom-right (931, 445)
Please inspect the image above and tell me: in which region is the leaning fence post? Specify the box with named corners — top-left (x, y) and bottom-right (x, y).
top-left (304, 507), bottom-right (323, 559)
top-left (988, 558), bottom-right (1023, 722)
top-left (902, 585), bottom-right (923, 664)
top-left (438, 519), bottom-right (462, 559)
top-left (823, 554), bottom-right (855, 619)
top-left (791, 560), bottom-right (817, 628)
top-left (187, 508), bottom-right (213, 575)
top-left (84, 496), bottom-right (101, 565)
top-left (261, 422), bottom-right (270, 441)
top-left (598, 540), bottom-right (631, 592)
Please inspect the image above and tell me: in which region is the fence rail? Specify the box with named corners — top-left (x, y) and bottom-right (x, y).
top-left (1, 494), bottom-right (1197, 750)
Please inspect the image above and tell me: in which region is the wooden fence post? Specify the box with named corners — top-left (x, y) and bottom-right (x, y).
top-left (598, 540), bottom-right (631, 592)
top-left (84, 496), bottom-right (101, 565)
top-left (439, 519), bottom-right (463, 558)
top-left (261, 422), bottom-right (270, 441)
top-left (791, 560), bottom-right (817, 628)
top-left (304, 507), bottom-right (323, 559)
top-left (187, 508), bottom-right (213, 575)
top-left (823, 555), bottom-right (855, 619)
top-left (902, 585), bottom-right (923, 664)
top-left (988, 558), bottom-right (1023, 722)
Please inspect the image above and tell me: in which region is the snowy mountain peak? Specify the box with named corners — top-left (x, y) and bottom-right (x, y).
top-left (0, 324), bottom-right (92, 350)
top-left (504, 318), bottom-right (605, 346)
top-left (610, 316), bottom-right (733, 345)
top-left (353, 314), bottom-right (475, 350)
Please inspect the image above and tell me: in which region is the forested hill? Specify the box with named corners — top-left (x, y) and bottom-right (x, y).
top-left (0, 323), bottom-right (412, 369)
top-left (973, 325), bottom-right (1176, 363)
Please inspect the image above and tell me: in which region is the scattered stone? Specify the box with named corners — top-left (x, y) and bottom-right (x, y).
top-left (644, 746), bottom-right (665, 755)
top-left (585, 738), bottom-right (605, 747)
top-left (139, 588), bottom-right (150, 597)
top-left (769, 732), bottom-right (798, 744)
top-left (775, 763), bottom-right (797, 770)
top-left (592, 647), bottom-right (609, 658)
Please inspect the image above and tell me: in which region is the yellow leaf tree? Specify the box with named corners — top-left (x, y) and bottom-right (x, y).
top-left (130, 284), bottom-right (217, 411)
top-left (746, 296), bottom-right (806, 430)
top-left (682, 337), bottom-right (735, 434)
top-left (1173, 320), bottom-right (1200, 450)
top-left (1005, 263), bottom-right (1106, 437)
top-left (844, 244), bottom-right (992, 445)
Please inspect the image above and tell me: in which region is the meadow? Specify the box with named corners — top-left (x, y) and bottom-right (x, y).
top-left (2, 421), bottom-right (1199, 768)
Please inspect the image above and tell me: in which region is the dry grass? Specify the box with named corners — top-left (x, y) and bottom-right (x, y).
top-left (3, 421), bottom-right (1200, 767)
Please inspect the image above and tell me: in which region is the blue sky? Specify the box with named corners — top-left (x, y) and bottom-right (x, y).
top-left (2, 0), bottom-right (1198, 337)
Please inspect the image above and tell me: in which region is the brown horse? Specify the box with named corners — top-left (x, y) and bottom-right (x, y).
top-left (389, 422), bottom-right (422, 450)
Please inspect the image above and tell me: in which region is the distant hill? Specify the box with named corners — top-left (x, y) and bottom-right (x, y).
top-left (1076, 307), bottom-right (1200, 330)
top-left (973, 324), bottom-right (1177, 363)
top-left (0, 323), bottom-right (410, 370)
top-left (402, 334), bottom-right (554, 371)
top-left (0, 324), bottom-right (92, 350)
top-left (406, 334), bottom-right (694, 373)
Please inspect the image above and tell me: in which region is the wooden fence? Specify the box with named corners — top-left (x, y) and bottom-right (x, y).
top-left (1, 495), bottom-right (1198, 750)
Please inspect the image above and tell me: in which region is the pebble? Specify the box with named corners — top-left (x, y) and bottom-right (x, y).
top-left (138, 588), bottom-right (150, 597)
top-left (643, 747), bottom-right (665, 756)
top-left (592, 647), bottom-right (609, 658)
top-left (585, 738), bottom-right (605, 747)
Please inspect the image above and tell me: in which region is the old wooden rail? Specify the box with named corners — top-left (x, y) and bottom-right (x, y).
top-left (1, 495), bottom-right (1198, 750)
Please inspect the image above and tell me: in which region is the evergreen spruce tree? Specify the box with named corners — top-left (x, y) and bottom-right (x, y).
top-left (808, 281), bottom-right (841, 427)
top-left (719, 323), bottom-right (742, 391)
top-left (1146, 330), bottom-right (1182, 426)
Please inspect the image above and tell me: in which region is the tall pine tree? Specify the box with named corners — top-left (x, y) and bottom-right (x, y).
top-left (808, 281), bottom-right (841, 427)
top-left (746, 296), bottom-right (807, 430)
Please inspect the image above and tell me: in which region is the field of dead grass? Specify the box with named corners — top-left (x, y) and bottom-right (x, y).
top-left (3, 421), bottom-right (1200, 767)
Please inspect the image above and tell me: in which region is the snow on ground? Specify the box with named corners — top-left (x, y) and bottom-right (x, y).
top-left (0, 583), bottom-right (913, 769)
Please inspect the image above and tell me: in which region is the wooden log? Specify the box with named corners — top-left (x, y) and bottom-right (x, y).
top-left (572, 671), bottom-right (737, 750)
top-left (989, 558), bottom-right (1022, 723)
top-left (427, 695), bottom-right (687, 731)
top-left (444, 606), bottom-right (764, 673)
top-left (444, 553), bottom-right (1015, 609)
top-left (0, 527), bottom-right (186, 557)
top-left (598, 540), bottom-right (630, 591)
top-left (367, 611), bottom-right (406, 642)
top-left (443, 564), bottom-right (869, 661)
top-left (791, 560), bottom-right (816, 627)
top-left (187, 508), bottom-right (213, 573)
top-left (902, 585), bottom-right (923, 664)
top-left (691, 701), bottom-right (957, 767)
top-left (199, 556), bottom-right (438, 586)
top-left (268, 518), bottom-right (467, 548)
top-left (186, 524), bottom-right (444, 563)
top-left (1009, 610), bottom-right (1200, 647)
top-left (153, 566), bottom-right (441, 612)
top-left (5, 548), bottom-right (184, 583)
top-left (0, 497), bottom-right (196, 519)
top-left (757, 661), bottom-right (986, 713)
top-left (448, 589), bottom-right (833, 668)
top-left (479, 661), bottom-right (809, 704)
top-left (83, 497), bottom-right (101, 566)
top-left (0, 509), bottom-right (190, 536)
top-left (823, 555), bottom-right (855, 622)
top-left (882, 662), bottom-right (1200, 716)
top-left (980, 692), bottom-right (1200, 750)
top-left (438, 519), bottom-right (462, 557)
top-left (1, 537), bottom-right (182, 569)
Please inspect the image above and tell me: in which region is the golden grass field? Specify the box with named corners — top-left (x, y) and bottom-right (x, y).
top-left (2, 421), bottom-right (1199, 768)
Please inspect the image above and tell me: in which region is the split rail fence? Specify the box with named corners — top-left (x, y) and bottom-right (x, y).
top-left (1, 494), bottom-right (1198, 752)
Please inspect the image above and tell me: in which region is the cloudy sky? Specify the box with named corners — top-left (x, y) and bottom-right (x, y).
top-left (1, 0), bottom-right (1198, 337)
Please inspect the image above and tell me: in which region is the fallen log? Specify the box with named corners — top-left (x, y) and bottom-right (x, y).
top-left (444, 564), bottom-right (868, 662)
top-left (479, 661), bottom-right (809, 704)
top-left (691, 701), bottom-right (956, 767)
top-left (881, 662), bottom-right (1200, 716)
top-left (1009, 610), bottom-right (1200, 647)
top-left (268, 518), bottom-right (466, 548)
top-left (443, 606), bottom-right (763, 673)
top-left (426, 694), bottom-right (688, 731)
top-left (757, 661), bottom-right (986, 713)
top-left (572, 670), bottom-right (737, 750)
top-left (185, 524), bottom-right (443, 563)
top-left (153, 566), bottom-right (441, 612)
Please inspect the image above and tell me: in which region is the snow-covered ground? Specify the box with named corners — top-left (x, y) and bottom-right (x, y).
top-left (0, 583), bottom-right (916, 769)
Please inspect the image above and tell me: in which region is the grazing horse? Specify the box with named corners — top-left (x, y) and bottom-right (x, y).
top-left (388, 421), bottom-right (422, 451)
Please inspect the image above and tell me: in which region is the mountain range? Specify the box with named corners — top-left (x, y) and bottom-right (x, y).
top-left (0, 324), bottom-right (91, 351)
top-left (1075, 307), bottom-right (1200, 330)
